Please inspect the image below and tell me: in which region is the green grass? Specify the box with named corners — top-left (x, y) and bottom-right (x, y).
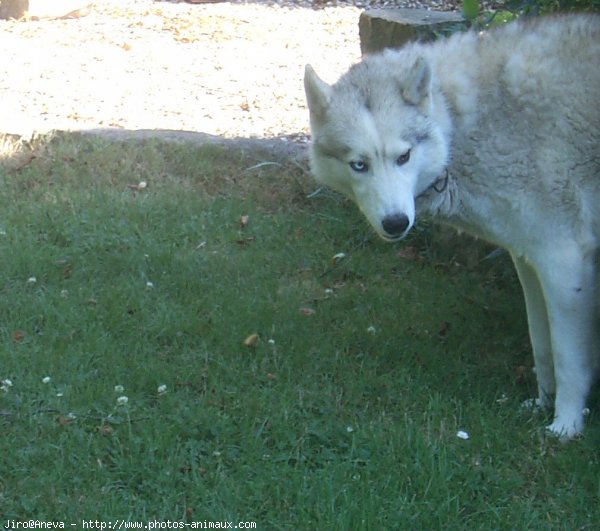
top-left (1, 133), bottom-right (599, 528)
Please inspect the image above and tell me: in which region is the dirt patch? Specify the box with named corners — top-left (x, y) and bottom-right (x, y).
top-left (0, 0), bottom-right (363, 149)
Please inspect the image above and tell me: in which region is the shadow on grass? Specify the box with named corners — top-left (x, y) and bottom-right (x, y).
top-left (82, 128), bottom-right (309, 162)
top-left (0, 128), bottom-right (315, 211)
top-left (1, 128), bottom-right (308, 166)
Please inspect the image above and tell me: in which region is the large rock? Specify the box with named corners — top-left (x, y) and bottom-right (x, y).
top-left (0, 0), bottom-right (28, 19)
top-left (359, 8), bottom-right (465, 55)
top-left (0, 0), bottom-right (91, 20)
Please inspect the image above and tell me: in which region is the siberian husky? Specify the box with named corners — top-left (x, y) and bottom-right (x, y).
top-left (304, 15), bottom-right (600, 438)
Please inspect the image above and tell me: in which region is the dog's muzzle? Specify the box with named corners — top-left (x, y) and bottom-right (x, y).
top-left (380, 171), bottom-right (449, 240)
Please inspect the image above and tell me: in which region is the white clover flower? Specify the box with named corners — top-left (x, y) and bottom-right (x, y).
top-left (456, 430), bottom-right (470, 440)
top-left (27, 276), bottom-right (37, 284)
top-left (346, 426), bottom-right (355, 433)
top-left (1, 379), bottom-right (13, 392)
top-left (42, 376), bottom-right (51, 384)
top-left (116, 396), bottom-right (129, 406)
top-left (367, 325), bottom-right (377, 334)
top-left (114, 385), bottom-right (124, 393)
top-left (146, 281), bottom-right (155, 289)
top-left (157, 384), bottom-right (167, 395)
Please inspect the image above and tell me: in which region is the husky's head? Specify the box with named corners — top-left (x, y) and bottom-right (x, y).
top-left (304, 53), bottom-right (450, 241)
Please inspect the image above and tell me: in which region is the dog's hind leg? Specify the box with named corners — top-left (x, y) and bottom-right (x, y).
top-left (533, 245), bottom-right (597, 439)
top-left (512, 256), bottom-right (555, 407)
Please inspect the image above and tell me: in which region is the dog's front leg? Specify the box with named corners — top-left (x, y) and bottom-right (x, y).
top-left (535, 248), bottom-right (597, 439)
top-left (512, 256), bottom-right (555, 407)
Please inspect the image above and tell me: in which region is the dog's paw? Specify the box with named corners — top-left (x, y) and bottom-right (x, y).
top-left (546, 419), bottom-right (583, 441)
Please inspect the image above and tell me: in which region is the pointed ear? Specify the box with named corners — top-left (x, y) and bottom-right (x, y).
top-left (402, 57), bottom-right (432, 107)
top-left (304, 64), bottom-right (332, 120)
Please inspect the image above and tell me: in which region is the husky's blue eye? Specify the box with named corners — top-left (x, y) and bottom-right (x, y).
top-left (350, 160), bottom-right (368, 173)
top-left (397, 150), bottom-right (411, 166)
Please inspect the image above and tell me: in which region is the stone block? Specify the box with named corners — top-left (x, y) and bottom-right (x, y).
top-left (0, 0), bottom-right (91, 20)
top-left (359, 8), bottom-right (465, 55)
top-left (0, 0), bottom-right (28, 20)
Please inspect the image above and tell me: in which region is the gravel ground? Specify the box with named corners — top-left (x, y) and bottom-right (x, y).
top-left (0, 0), bottom-right (458, 143)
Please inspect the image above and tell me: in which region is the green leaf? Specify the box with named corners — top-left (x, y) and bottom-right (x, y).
top-left (463, 0), bottom-right (480, 21)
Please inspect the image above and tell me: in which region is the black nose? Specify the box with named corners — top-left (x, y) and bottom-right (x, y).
top-left (381, 214), bottom-right (410, 238)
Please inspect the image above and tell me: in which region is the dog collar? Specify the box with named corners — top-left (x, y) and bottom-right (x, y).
top-left (418, 169), bottom-right (449, 199)
top-left (431, 169), bottom-right (449, 193)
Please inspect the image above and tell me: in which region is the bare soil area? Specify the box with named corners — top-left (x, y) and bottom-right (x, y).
top-left (0, 0), bottom-right (367, 144)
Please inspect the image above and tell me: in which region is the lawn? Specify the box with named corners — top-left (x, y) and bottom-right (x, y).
top-left (1, 133), bottom-right (598, 528)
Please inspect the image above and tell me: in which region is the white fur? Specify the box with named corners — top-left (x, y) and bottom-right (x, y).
top-left (304, 15), bottom-right (600, 439)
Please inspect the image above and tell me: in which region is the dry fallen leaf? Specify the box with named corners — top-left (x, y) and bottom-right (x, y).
top-left (128, 181), bottom-right (148, 192)
top-left (12, 330), bottom-right (26, 342)
top-left (57, 415), bottom-right (73, 427)
top-left (97, 425), bottom-right (114, 435)
top-left (236, 236), bottom-right (256, 245)
top-left (243, 333), bottom-right (259, 348)
top-left (438, 321), bottom-right (451, 337)
top-left (331, 252), bottom-right (346, 265)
